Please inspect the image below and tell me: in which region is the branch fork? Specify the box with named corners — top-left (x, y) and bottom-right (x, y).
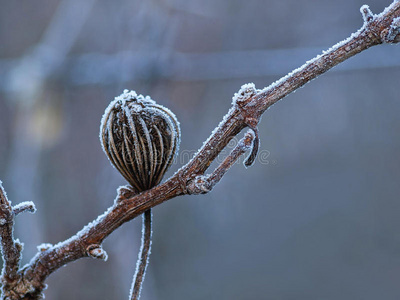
top-left (186, 129), bottom-right (257, 195)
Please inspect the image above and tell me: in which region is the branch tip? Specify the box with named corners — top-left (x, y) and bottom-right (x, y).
top-left (244, 128), bottom-right (260, 168)
top-left (360, 5), bottom-right (374, 23)
top-left (13, 202), bottom-right (36, 217)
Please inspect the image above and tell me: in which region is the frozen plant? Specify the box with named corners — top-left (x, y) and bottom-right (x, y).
top-left (0, 2), bottom-right (399, 299)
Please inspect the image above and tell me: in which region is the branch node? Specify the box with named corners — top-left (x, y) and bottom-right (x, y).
top-left (15, 239), bottom-right (24, 252)
top-left (232, 83), bottom-right (258, 105)
top-left (381, 17), bottom-right (400, 43)
top-left (233, 84), bottom-right (262, 140)
top-left (116, 185), bottom-right (137, 203)
top-left (12, 201), bottom-right (36, 217)
top-left (177, 173), bottom-right (190, 194)
top-left (360, 5), bottom-right (374, 23)
top-left (186, 175), bottom-right (212, 195)
top-left (87, 244), bottom-right (108, 261)
top-left (0, 205), bottom-right (12, 225)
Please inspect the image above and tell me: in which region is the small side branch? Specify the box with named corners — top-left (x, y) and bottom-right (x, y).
top-left (12, 202), bottom-right (36, 217)
top-left (130, 209), bottom-right (152, 300)
top-left (187, 130), bottom-right (256, 195)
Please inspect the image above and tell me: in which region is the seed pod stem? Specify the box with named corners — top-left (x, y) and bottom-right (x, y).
top-left (130, 209), bottom-right (152, 300)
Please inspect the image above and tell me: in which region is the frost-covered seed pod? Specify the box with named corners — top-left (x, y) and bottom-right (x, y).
top-left (100, 90), bottom-right (180, 192)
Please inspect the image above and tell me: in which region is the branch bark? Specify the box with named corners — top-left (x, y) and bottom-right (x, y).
top-left (1, 1), bottom-right (399, 299)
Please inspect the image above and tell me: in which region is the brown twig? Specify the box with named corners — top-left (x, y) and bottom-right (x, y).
top-left (0, 2), bottom-right (399, 299)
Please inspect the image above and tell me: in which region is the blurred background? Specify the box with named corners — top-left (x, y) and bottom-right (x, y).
top-left (1, 0), bottom-right (400, 299)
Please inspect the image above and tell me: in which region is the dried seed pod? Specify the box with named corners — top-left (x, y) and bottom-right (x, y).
top-left (100, 89), bottom-right (180, 192)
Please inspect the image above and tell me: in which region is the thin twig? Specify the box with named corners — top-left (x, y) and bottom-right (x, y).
top-left (0, 2), bottom-right (399, 299)
top-left (130, 209), bottom-right (152, 300)
top-left (187, 129), bottom-right (256, 194)
top-left (12, 202), bottom-right (36, 217)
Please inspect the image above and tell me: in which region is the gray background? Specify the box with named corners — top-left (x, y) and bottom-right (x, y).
top-left (0, 0), bottom-right (399, 299)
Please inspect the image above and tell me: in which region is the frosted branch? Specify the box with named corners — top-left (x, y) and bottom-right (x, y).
top-left (1, 1), bottom-right (399, 299)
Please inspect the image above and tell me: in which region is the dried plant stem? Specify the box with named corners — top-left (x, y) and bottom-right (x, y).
top-left (0, 2), bottom-right (399, 299)
top-left (130, 209), bottom-right (152, 300)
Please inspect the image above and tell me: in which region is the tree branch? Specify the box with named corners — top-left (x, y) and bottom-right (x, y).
top-left (1, 1), bottom-right (399, 299)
